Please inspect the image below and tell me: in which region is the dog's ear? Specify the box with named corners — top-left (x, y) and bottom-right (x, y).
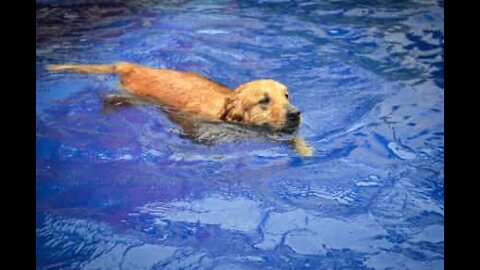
top-left (221, 96), bottom-right (246, 123)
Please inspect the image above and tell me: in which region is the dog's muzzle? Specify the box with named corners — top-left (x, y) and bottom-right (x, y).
top-left (283, 106), bottom-right (301, 133)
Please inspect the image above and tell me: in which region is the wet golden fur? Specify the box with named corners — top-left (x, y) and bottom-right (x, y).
top-left (47, 62), bottom-right (298, 132)
top-left (47, 62), bottom-right (312, 156)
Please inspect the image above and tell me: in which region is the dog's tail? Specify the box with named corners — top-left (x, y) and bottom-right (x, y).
top-left (46, 63), bottom-right (130, 74)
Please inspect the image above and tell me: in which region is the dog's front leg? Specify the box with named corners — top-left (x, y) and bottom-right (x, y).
top-left (290, 137), bottom-right (314, 157)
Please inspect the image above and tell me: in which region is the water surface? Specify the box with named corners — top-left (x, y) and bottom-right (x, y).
top-left (36, 0), bottom-right (444, 269)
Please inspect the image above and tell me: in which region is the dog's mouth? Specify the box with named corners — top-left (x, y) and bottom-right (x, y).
top-left (258, 122), bottom-right (300, 135)
top-left (279, 123), bottom-right (300, 134)
top-left (280, 116), bottom-right (301, 134)
top-left (281, 125), bottom-right (299, 134)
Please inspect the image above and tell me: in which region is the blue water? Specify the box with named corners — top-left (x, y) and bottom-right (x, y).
top-left (36, 0), bottom-right (444, 269)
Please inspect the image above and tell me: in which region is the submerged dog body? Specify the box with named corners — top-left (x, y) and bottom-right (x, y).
top-left (47, 62), bottom-right (301, 133)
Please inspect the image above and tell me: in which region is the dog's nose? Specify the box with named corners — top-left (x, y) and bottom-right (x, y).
top-left (287, 109), bottom-right (301, 122)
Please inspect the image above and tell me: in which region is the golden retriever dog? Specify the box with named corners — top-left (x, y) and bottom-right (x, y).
top-left (47, 62), bottom-right (313, 156)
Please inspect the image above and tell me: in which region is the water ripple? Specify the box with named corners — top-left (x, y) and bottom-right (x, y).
top-left (37, 0), bottom-right (443, 269)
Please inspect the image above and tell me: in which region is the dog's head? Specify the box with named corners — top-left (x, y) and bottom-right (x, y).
top-left (222, 79), bottom-right (301, 133)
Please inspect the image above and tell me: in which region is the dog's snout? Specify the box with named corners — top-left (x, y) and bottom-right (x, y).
top-left (287, 109), bottom-right (301, 121)
top-left (282, 107), bottom-right (301, 133)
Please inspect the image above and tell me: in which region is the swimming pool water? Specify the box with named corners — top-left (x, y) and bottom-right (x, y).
top-left (36, 0), bottom-right (444, 269)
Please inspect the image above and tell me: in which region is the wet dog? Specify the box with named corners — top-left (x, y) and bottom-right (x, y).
top-left (47, 62), bottom-right (313, 156)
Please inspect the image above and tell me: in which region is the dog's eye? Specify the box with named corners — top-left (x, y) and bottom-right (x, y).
top-left (259, 96), bottom-right (270, 105)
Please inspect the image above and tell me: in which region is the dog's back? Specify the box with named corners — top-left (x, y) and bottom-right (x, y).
top-left (48, 62), bottom-right (234, 119)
